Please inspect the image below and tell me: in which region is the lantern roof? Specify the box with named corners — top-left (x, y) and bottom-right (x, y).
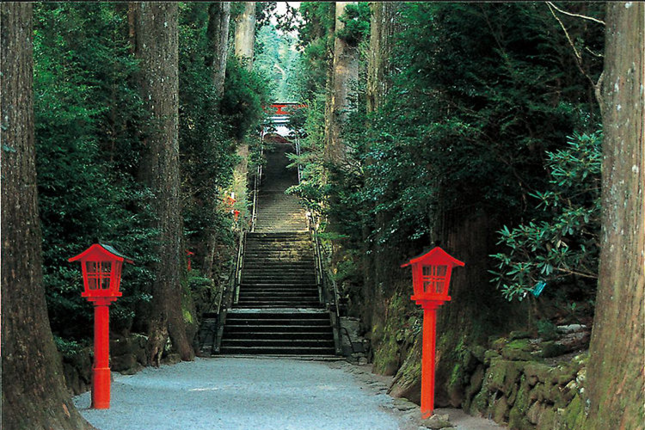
top-left (68, 243), bottom-right (134, 264)
top-left (401, 246), bottom-right (464, 268)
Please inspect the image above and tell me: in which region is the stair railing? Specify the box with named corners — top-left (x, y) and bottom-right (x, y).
top-left (308, 213), bottom-right (343, 355)
top-left (213, 229), bottom-right (246, 353)
top-left (294, 131), bottom-right (302, 184)
top-left (250, 140), bottom-right (264, 233)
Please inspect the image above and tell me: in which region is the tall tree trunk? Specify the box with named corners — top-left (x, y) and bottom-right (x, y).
top-left (234, 2), bottom-right (256, 71)
top-left (366, 2), bottom-right (399, 114)
top-left (586, 3), bottom-right (644, 429)
top-left (231, 3), bottom-right (255, 245)
top-left (133, 2), bottom-right (194, 364)
top-left (208, 1), bottom-right (230, 99)
top-left (362, 1), bottom-right (401, 329)
top-left (1, 4), bottom-right (91, 428)
top-left (324, 1), bottom-right (359, 164)
top-left (202, 1), bottom-right (232, 278)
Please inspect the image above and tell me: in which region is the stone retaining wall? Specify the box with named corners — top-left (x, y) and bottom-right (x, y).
top-left (464, 346), bottom-right (589, 429)
top-left (382, 322), bottom-right (592, 429)
top-left (62, 333), bottom-right (183, 395)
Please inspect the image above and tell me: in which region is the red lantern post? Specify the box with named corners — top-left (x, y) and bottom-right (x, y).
top-left (186, 249), bottom-right (195, 271)
top-left (402, 247), bottom-right (464, 418)
top-left (69, 243), bottom-right (133, 409)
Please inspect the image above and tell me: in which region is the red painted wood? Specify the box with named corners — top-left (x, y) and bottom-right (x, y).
top-left (92, 303), bottom-right (111, 409)
top-left (421, 306), bottom-right (438, 418)
top-left (403, 247), bottom-right (464, 419)
top-left (70, 243), bottom-right (132, 409)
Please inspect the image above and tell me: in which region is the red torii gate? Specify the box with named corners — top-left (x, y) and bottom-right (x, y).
top-left (264, 103), bottom-right (307, 116)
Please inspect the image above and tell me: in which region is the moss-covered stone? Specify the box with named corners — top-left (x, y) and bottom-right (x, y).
top-left (526, 401), bottom-right (547, 424)
top-left (372, 334), bottom-right (400, 376)
top-left (512, 378), bottom-right (532, 414)
top-left (501, 339), bottom-right (535, 361)
top-left (508, 406), bottom-right (535, 430)
top-left (509, 330), bottom-right (532, 340)
top-left (470, 389), bottom-right (490, 416)
top-left (538, 407), bottom-right (557, 428)
top-left (484, 349), bottom-right (501, 365)
top-left (470, 345), bottom-right (487, 363)
top-left (463, 365), bottom-right (485, 410)
top-left (487, 358), bottom-right (525, 395)
top-left (555, 368), bottom-right (577, 387)
top-left (491, 337), bottom-right (508, 351)
top-left (559, 393), bottom-right (588, 429)
top-left (523, 362), bottom-right (553, 386)
top-left (389, 335), bottom-right (422, 404)
top-left (540, 341), bottom-right (567, 358)
top-left (492, 395), bottom-right (509, 423)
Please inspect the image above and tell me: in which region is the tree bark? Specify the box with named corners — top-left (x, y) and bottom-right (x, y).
top-left (366, 2), bottom-right (399, 114)
top-left (201, 2), bottom-right (232, 278)
top-left (324, 1), bottom-right (359, 165)
top-left (208, 2), bottom-right (231, 99)
top-left (586, 3), bottom-right (644, 429)
top-left (1, 3), bottom-right (92, 428)
top-left (133, 2), bottom-right (194, 363)
top-left (234, 2), bottom-right (256, 71)
top-left (361, 2), bottom-right (402, 329)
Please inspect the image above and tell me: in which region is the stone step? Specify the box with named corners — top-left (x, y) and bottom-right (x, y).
top-left (241, 277), bottom-right (316, 283)
top-left (247, 233), bottom-right (309, 237)
top-left (239, 283), bottom-right (319, 288)
top-left (219, 345), bottom-right (336, 355)
top-left (236, 300), bottom-right (322, 307)
top-left (241, 269), bottom-right (315, 275)
top-left (238, 289), bottom-right (318, 295)
top-left (225, 325), bottom-right (332, 333)
top-left (223, 331), bottom-right (334, 341)
top-left (244, 249), bottom-right (313, 254)
top-left (221, 338), bottom-right (335, 348)
top-left (225, 316), bottom-right (331, 325)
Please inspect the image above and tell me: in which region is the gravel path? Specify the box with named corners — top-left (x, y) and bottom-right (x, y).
top-left (75, 358), bottom-right (401, 430)
top-left (74, 357), bottom-right (503, 430)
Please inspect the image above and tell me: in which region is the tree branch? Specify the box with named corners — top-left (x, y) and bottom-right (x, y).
top-left (546, 2), bottom-right (600, 102)
top-left (545, 2), bottom-right (605, 26)
top-left (555, 266), bottom-right (598, 279)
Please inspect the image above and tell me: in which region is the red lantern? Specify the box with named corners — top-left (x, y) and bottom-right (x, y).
top-left (69, 243), bottom-right (132, 409)
top-left (402, 247), bottom-right (464, 419)
top-left (226, 193), bottom-right (236, 208)
top-left (186, 249), bottom-right (195, 271)
top-left (403, 246), bottom-right (464, 305)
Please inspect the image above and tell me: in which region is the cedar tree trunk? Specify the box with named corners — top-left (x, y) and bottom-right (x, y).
top-left (324, 1), bottom-right (359, 165)
top-left (202, 2), bottom-right (232, 278)
top-left (208, 1), bottom-right (231, 99)
top-left (133, 2), bottom-right (194, 363)
top-left (1, 3), bottom-right (92, 428)
top-left (586, 3), bottom-right (644, 429)
top-left (361, 1), bottom-right (401, 328)
top-left (234, 2), bottom-right (256, 70)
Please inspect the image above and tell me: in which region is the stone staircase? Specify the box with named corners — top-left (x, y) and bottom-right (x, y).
top-left (218, 141), bottom-right (336, 356)
top-left (237, 233), bottom-right (319, 308)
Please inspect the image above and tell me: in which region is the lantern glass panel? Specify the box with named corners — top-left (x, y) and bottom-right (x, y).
top-left (112, 262), bottom-right (122, 291)
top-left (422, 265), bottom-right (447, 295)
top-left (85, 261), bottom-right (112, 291)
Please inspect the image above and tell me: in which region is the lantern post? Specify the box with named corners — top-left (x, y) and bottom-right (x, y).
top-left (401, 247), bottom-right (464, 419)
top-left (69, 243), bottom-right (133, 409)
top-left (186, 250), bottom-right (194, 271)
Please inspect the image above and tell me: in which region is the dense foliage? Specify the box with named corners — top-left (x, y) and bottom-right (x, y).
top-left (33, 2), bottom-right (270, 346)
top-left (34, 3), bottom-right (156, 339)
top-left (491, 131), bottom-right (602, 302)
top-left (291, 2), bottom-right (604, 321)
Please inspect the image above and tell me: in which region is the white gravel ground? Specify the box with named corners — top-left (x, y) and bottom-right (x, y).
top-left (74, 357), bottom-right (404, 430)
